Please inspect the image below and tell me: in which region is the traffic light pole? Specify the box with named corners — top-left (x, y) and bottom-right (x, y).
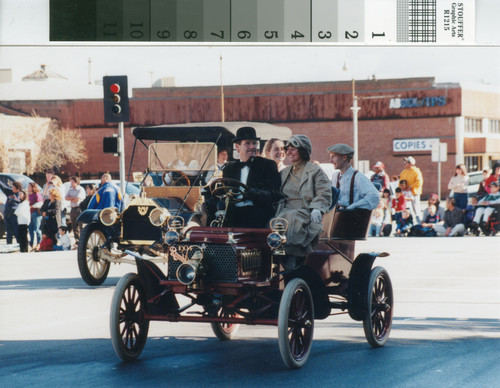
top-left (118, 121), bottom-right (126, 196)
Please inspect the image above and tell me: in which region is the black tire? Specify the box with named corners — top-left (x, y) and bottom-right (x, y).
top-left (278, 278), bottom-right (314, 369)
top-left (110, 273), bottom-right (150, 361)
top-left (363, 267), bottom-right (394, 348)
top-left (77, 223), bottom-right (110, 286)
top-left (210, 310), bottom-right (240, 341)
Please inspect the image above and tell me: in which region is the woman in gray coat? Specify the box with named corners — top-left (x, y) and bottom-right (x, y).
top-left (276, 135), bottom-right (332, 269)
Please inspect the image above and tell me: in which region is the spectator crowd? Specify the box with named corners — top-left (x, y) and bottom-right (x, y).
top-left (2, 142), bottom-right (500, 254)
top-left (368, 160), bottom-right (500, 237)
top-left (2, 169), bottom-right (117, 252)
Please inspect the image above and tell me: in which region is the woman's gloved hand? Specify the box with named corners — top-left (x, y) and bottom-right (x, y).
top-left (310, 209), bottom-right (322, 223)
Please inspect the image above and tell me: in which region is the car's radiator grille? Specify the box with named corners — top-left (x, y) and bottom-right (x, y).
top-left (168, 243), bottom-right (237, 282)
top-left (121, 206), bottom-right (162, 242)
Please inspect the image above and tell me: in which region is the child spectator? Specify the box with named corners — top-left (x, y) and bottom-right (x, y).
top-left (422, 204), bottom-right (441, 225)
top-left (39, 233), bottom-right (54, 251)
top-left (369, 201), bottom-right (385, 237)
top-left (409, 204), bottom-right (442, 236)
top-left (381, 189), bottom-right (393, 236)
top-left (53, 226), bottom-right (72, 251)
top-left (471, 181), bottom-right (500, 229)
top-left (392, 187), bottom-right (406, 223)
top-left (14, 189), bottom-right (30, 252)
top-left (422, 193), bottom-right (445, 221)
top-left (396, 210), bottom-right (413, 236)
top-left (399, 180), bottom-right (414, 212)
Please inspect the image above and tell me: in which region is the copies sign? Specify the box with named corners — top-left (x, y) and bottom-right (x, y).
top-left (393, 138), bottom-right (439, 152)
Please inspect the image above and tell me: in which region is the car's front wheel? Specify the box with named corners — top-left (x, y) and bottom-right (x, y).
top-left (77, 223), bottom-right (111, 286)
top-left (278, 278), bottom-right (314, 369)
top-left (110, 273), bottom-right (149, 361)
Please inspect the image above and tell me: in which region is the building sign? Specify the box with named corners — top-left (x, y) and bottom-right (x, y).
top-left (389, 96), bottom-right (447, 109)
top-left (393, 138), bottom-right (439, 152)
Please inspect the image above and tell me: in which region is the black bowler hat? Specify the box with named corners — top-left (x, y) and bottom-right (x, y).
top-left (233, 126), bottom-right (260, 143)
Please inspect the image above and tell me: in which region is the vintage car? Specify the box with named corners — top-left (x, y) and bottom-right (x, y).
top-left (108, 166), bottom-right (394, 368)
top-left (76, 121), bottom-right (292, 285)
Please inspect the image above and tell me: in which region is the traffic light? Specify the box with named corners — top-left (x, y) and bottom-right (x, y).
top-left (103, 75), bottom-right (130, 123)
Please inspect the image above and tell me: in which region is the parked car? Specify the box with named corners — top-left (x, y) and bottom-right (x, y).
top-left (0, 173), bottom-right (41, 196)
top-left (466, 171), bottom-right (485, 197)
top-left (76, 121), bottom-right (293, 286)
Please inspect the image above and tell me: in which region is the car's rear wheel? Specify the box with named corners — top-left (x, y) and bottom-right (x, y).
top-left (278, 278), bottom-right (314, 369)
top-left (110, 273), bottom-right (149, 361)
top-left (210, 309), bottom-right (240, 341)
top-left (363, 267), bottom-right (393, 347)
top-left (78, 223), bottom-right (110, 286)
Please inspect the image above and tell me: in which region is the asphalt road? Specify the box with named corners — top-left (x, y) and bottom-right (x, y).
top-left (1, 237), bottom-right (499, 387)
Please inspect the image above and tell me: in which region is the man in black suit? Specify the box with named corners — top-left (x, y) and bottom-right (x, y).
top-left (214, 126), bottom-right (281, 228)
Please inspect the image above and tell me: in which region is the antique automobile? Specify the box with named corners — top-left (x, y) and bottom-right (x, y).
top-left (76, 121), bottom-right (292, 285)
top-left (109, 177), bottom-right (394, 369)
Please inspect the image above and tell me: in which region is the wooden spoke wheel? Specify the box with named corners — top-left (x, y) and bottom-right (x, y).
top-left (363, 266), bottom-right (393, 348)
top-left (278, 278), bottom-right (314, 369)
top-left (210, 309), bottom-right (241, 341)
top-left (77, 223), bottom-right (110, 286)
top-left (110, 273), bottom-right (150, 361)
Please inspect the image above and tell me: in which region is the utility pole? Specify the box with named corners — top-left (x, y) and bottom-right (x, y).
top-left (350, 79), bottom-right (360, 169)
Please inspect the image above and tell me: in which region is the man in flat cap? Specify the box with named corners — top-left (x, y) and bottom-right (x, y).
top-left (400, 156), bottom-right (424, 223)
top-left (219, 126), bottom-right (281, 228)
top-left (327, 143), bottom-right (380, 210)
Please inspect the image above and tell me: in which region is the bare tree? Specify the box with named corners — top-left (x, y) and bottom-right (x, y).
top-left (35, 120), bottom-right (88, 173)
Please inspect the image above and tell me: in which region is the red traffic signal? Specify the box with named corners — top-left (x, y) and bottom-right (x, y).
top-left (103, 76), bottom-right (130, 123)
top-left (110, 83), bottom-right (120, 94)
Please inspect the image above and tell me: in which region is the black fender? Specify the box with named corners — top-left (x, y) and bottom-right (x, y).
top-left (284, 265), bottom-right (331, 320)
top-left (347, 252), bottom-right (389, 321)
top-left (134, 255), bottom-right (179, 315)
top-left (77, 209), bottom-right (101, 224)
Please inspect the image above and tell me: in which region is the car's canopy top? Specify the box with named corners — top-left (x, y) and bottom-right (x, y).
top-left (132, 121), bottom-right (293, 146)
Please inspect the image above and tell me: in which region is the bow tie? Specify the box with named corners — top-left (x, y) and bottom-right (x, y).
top-left (237, 158), bottom-right (254, 168)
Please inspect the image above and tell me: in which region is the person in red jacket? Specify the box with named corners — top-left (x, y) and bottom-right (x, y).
top-left (392, 187), bottom-right (406, 224)
top-left (484, 162), bottom-right (500, 194)
top-left (38, 233), bottom-right (54, 251)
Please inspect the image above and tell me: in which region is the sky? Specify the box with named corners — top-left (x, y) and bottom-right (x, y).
top-left (0, 0), bottom-right (499, 94)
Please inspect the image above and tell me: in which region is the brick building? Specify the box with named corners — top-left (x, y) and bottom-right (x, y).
top-left (1, 77), bottom-right (499, 197)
